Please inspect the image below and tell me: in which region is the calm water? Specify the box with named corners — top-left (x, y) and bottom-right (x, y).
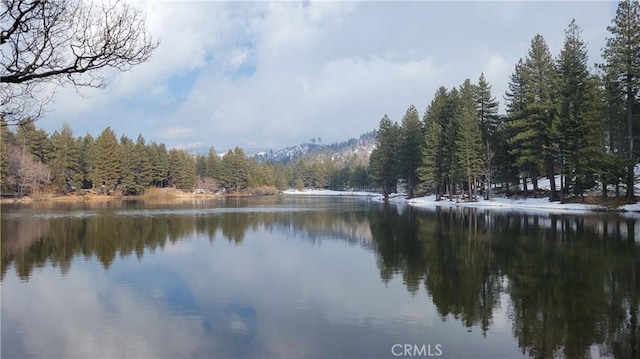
top-left (1, 196), bottom-right (639, 359)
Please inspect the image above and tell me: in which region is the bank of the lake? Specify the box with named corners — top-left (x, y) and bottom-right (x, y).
top-left (0, 187), bottom-right (286, 205)
top-left (283, 189), bottom-right (640, 214)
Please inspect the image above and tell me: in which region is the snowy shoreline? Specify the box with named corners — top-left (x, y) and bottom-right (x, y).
top-left (282, 189), bottom-right (640, 214)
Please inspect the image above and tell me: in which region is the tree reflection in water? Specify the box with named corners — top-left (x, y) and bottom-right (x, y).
top-left (1, 200), bottom-right (638, 358)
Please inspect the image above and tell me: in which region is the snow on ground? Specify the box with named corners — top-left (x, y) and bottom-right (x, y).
top-left (283, 187), bottom-right (640, 214)
top-left (406, 195), bottom-right (604, 214)
top-left (281, 189), bottom-right (378, 197)
top-left (515, 175), bottom-right (560, 191)
top-left (620, 202), bottom-right (640, 212)
top-left (370, 192), bottom-right (408, 204)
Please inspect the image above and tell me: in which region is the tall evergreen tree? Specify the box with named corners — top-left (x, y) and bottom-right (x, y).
top-left (148, 142), bottom-right (169, 187)
top-left (369, 115), bottom-right (401, 201)
top-left (167, 148), bottom-right (196, 190)
top-left (14, 123), bottom-right (53, 164)
top-left (119, 135), bottom-right (137, 194)
top-left (49, 123), bottom-right (81, 189)
top-left (0, 117), bottom-right (14, 190)
top-left (205, 147), bottom-right (221, 180)
top-left (134, 134), bottom-right (152, 191)
top-left (573, 76), bottom-right (606, 200)
top-left (601, 0), bottom-right (640, 201)
top-left (195, 154), bottom-right (207, 178)
top-left (525, 34), bottom-right (559, 200)
top-left (419, 87), bottom-right (449, 200)
top-left (457, 79), bottom-right (484, 200)
top-left (399, 105), bottom-right (423, 198)
top-left (94, 127), bottom-right (122, 192)
top-left (505, 58), bottom-right (536, 195)
top-left (78, 133), bottom-right (96, 189)
top-left (220, 147), bottom-right (250, 193)
top-left (556, 20), bottom-right (602, 201)
top-left (601, 68), bottom-right (627, 196)
top-left (506, 33), bottom-right (559, 200)
top-left (475, 73), bottom-right (500, 145)
top-left (475, 73), bottom-right (500, 199)
top-left (444, 88), bottom-right (463, 194)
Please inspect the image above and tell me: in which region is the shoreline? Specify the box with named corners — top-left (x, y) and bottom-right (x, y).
top-left (284, 189), bottom-right (640, 214)
top-left (0, 192), bottom-right (259, 205)
top-left (4, 189), bottom-right (640, 214)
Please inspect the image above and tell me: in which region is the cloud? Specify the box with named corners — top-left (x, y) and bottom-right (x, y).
top-left (35, 1), bottom-right (617, 152)
top-left (229, 48), bottom-right (250, 70)
top-left (172, 141), bottom-right (206, 151)
top-left (161, 127), bottom-right (195, 139)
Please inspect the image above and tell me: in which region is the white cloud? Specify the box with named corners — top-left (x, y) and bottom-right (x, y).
top-left (229, 48), bottom-right (250, 70)
top-left (172, 141), bottom-right (206, 151)
top-left (36, 1), bottom-right (617, 151)
top-left (161, 127), bottom-right (194, 139)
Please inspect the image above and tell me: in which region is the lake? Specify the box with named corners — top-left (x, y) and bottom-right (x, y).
top-left (1, 196), bottom-right (639, 358)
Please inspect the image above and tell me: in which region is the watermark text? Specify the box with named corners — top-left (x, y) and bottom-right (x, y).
top-left (391, 344), bottom-right (443, 357)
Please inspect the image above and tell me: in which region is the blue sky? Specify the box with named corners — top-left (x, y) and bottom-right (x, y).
top-left (39, 1), bottom-right (617, 153)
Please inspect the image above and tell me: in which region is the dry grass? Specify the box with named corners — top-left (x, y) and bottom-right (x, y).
top-left (0, 187), bottom-right (222, 204)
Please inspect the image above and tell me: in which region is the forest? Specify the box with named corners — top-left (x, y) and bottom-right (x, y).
top-left (371, 2), bottom-right (640, 203)
top-left (0, 121), bottom-right (372, 197)
top-left (1, 1), bottom-right (639, 203)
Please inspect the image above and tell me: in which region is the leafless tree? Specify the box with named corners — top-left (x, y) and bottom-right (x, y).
top-left (6, 142), bottom-right (49, 195)
top-left (1, 0), bottom-right (159, 125)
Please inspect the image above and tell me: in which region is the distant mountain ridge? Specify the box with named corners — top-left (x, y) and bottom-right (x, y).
top-left (249, 130), bottom-right (377, 163)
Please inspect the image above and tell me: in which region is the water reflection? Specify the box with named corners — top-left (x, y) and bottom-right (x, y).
top-left (1, 199), bottom-right (639, 358)
top-left (370, 206), bottom-right (639, 359)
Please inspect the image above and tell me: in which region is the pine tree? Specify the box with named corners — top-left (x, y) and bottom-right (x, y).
top-left (601, 68), bottom-right (627, 196)
top-left (399, 105), bottom-right (423, 198)
top-left (272, 163), bottom-right (289, 190)
top-left (556, 20), bottom-right (601, 201)
top-left (601, 0), bottom-right (640, 202)
top-left (49, 122), bottom-right (81, 189)
top-left (573, 75), bottom-right (606, 201)
top-left (475, 73), bottom-right (500, 144)
top-left (444, 88), bottom-right (463, 195)
top-left (220, 147), bottom-right (250, 193)
top-left (148, 142), bottom-right (169, 187)
top-left (94, 127), bottom-right (122, 193)
top-left (505, 59), bottom-right (535, 195)
top-left (456, 79), bottom-right (484, 201)
top-left (205, 147), bottom-right (221, 180)
top-left (0, 117), bottom-right (14, 190)
top-left (309, 160), bottom-right (327, 188)
top-left (419, 87), bottom-right (449, 200)
top-left (524, 34), bottom-right (559, 199)
top-left (492, 114), bottom-right (519, 194)
top-left (167, 148), bottom-right (196, 190)
top-left (78, 133), bottom-right (96, 189)
top-left (119, 135), bottom-right (137, 194)
top-left (195, 154), bottom-right (207, 178)
top-left (369, 115), bottom-right (401, 201)
top-left (134, 134), bottom-right (152, 192)
top-left (475, 73), bottom-right (500, 199)
top-left (15, 123), bottom-right (53, 164)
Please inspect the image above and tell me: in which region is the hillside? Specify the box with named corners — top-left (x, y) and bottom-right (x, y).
top-left (250, 130), bottom-right (377, 164)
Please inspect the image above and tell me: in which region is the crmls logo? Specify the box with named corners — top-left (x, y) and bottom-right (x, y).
top-left (391, 344), bottom-right (443, 357)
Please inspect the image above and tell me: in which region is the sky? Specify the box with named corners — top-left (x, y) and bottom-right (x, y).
top-left (38, 1), bottom-right (618, 154)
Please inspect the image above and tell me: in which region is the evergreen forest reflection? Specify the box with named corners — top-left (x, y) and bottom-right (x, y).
top-left (1, 198), bottom-right (638, 358)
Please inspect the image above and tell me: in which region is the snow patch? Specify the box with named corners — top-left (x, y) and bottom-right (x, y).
top-left (282, 189), bottom-right (377, 197)
top-left (407, 196), bottom-right (603, 214)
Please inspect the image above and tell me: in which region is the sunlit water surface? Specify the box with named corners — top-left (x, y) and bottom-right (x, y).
top-left (1, 196), bottom-right (638, 358)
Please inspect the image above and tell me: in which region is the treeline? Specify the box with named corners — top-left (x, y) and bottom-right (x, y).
top-left (370, 3), bottom-right (640, 203)
top-left (0, 121), bottom-right (374, 196)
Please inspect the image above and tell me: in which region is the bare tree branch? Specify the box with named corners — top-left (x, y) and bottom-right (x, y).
top-left (1, 0), bottom-right (159, 124)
